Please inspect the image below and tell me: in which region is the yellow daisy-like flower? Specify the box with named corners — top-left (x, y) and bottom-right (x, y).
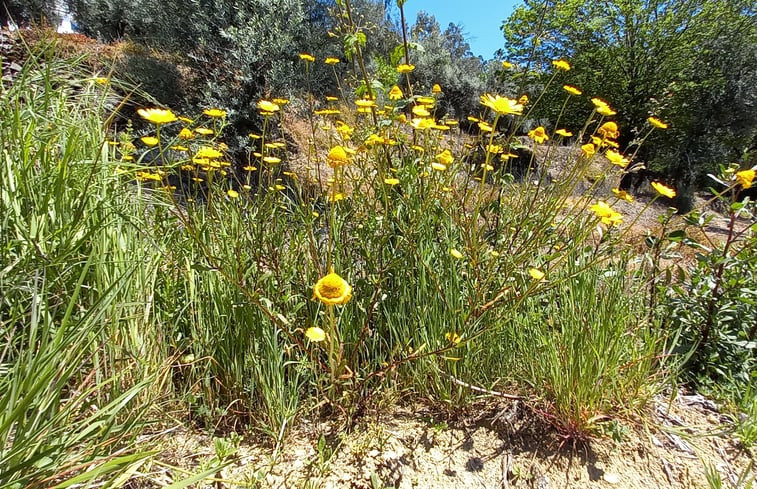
top-left (94, 77), bottom-right (109, 85)
top-left (605, 149), bottom-right (629, 168)
top-left (299, 52), bottom-right (315, 62)
top-left (140, 136), bottom-right (159, 147)
top-left (501, 61), bottom-right (513, 69)
top-left (412, 105), bottom-right (431, 117)
top-left (563, 85), bottom-right (582, 96)
top-left (432, 83), bottom-right (442, 94)
top-left (648, 117), bottom-right (669, 129)
top-left (227, 189), bottom-right (239, 198)
top-left (528, 268), bottom-right (545, 281)
top-left (486, 144), bottom-right (503, 154)
top-left (203, 108), bottom-right (226, 118)
top-left (257, 100), bottom-right (281, 114)
top-left (555, 128), bottom-right (573, 137)
top-left (431, 162), bottom-right (448, 171)
top-left (597, 121), bottom-right (619, 140)
top-left (651, 181), bottom-right (676, 198)
top-left (313, 268), bottom-right (352, 306)
top-left (273, 98), bottom-right (290, 106)
top-left (196, 146), bottom-right (223, 159)
top-left (736, 169), bottom-right (755, 189)
top-left (612, 188), bottom-right (634, 202)
top-left (597, 106), bottom-right (617, 117)
top-left (324, 57), bottom-right (340, 65)
top-left (478, 121), bottom-right (494, 132)
top-left (528, 126), bottom-right (549, 144)
top-left (263, 156), bottom-right (282, 164)
top-left (397, 63), bottom-right (415, 74)
top-left (327, 145), bottom-right (352, 168)
top-left (384, 177), bottom-right (400, 185)
top-left (305, 326), bottom-right (326, 342)
top-left (480, 93), bottom-right (524, 116)
top-left (590, 200), bottom-right (623, 226)
top-left (355, 98), bottom-right (377, 108)
top-left (178, 128), bottom-right (193, 140)
top-left (411, 118), bottom-right (435, 130)
top-left (388, 85), bottom-right (403, 100)
top-left (137, 108), bottom-right (178, 125)
top-left (449, 248), bottom-right (463, 259)
top-left (581, 143), bottom-right (596, 157)
top-left (435, 149), bottom-right (454, 166)
top-left (552, 59), bottom-right (571, 71)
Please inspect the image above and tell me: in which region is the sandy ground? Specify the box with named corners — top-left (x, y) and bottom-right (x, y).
top-left (133, 391), bottom-right (754, 489)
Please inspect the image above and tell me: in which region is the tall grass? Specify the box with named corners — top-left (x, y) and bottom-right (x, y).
top-left (0, 42), bottom-right (159, 487)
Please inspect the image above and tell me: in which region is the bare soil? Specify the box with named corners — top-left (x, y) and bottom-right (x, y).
top-left (140, 392), bottom-right (754, 488)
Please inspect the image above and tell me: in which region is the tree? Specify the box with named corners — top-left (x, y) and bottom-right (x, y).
top-left (500, 0), bottom-right (757, 197)
top-left (408, 12), bottom-right (486, 119)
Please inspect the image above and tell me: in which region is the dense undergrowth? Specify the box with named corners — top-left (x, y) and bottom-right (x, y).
top-left (1, 12), bottom-right (755, 488)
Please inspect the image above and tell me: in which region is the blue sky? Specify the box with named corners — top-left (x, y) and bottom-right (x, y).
top-left (401, 0), bottom-right (521, 59)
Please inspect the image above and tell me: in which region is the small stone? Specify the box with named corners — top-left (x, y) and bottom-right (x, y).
top-left (603, 472), bottom-right (620, 484)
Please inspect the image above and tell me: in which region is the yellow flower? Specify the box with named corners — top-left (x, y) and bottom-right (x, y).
top-left (388, 85), bottom-right (403, 100)
top-left (597, 121), bottom-right (619, 140)
top-left (94, 77), bottom-right (109, 85)
top-left (605, 149), bottom-right (629, 168)
top-left (195, 127), bottom-right (214, 136)
top-left (528, 268), bottom-right (545, 280)
top-left (581, 143), bottom-right (596, 157)
top-left (736, 169), bottom-right (755, 189)
top-left (137, 108), bottom-right (178, 125)
top-left (273, 98), bottom-right (290, 106)
top-left (555, 128), bottom-right (573, 137)
top-left (412, 105), bottom-right (431, 117)
top-left (431, 162), bottom-right (448, 171)
top-left (313, 268), bottom-right (352, 306)
top-left (501, 61), bottom-right (513, 69)
top-left (299, 52), bottom-right (315, 62)
top-left (227, 189), bottom-right (239, 198)
top-left (449, 248), bottom-right (463, 259)
top-left (445, 331), bottom-right (461, 344)
top-left (486, 144), bottom-right (503, 154)
top-left (257, 100), bottom-right (281, 114)
top-left (597, 106), bottom-right (617, 117)
top-left (397, 63), bottom-right (415, 73)
top-left (563, 85), bottom-right (582, 96)
top-left (552, 59), bottom-right (571, 71)
top-left (518, 94), bottom-right (529, 105)
top-left (590, 200), bottom-right (623, 226)
top-left (432, 83), bottom-right (442, 94)
top-left (327, 145), bottom-right (352, 168)
top-left (263, 156), bottom-right (282, 164)
top-left (178, 128), bottom-right (193, 140)
top-left (528, 126), bottom-right (549, 144)
top-left (140, 136), bottom-right (159, 147)
top-left (435, 149), bottom-right (454, 166)
top-left (305, 326), bottom-right (326, 342)
top-left (384, 177), bottom-right (400, 185)
top-left (203, 108), bottom-right (226, 118)
top-left (355, 98), bottom-right (377, 108)
top-left (478, 121), bottom-right (493, 132)
top-left (324, 57), bottom-right (340, 65)
top-left (648, 117), bottom-right (669, 129)
top-left (416, 96), bottom-right (435, 105)
top-left (411, 118), bottom-right (435, 130)
top-left (612, 188), bottom-right (634, 202)
top-left (651, 181), bottom-right (676, 198)
top-left (196, 146), bottom-right (223, 159)
top-left (480, 93), bottom-right (524, 116)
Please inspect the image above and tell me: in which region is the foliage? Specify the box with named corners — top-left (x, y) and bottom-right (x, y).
top-left (662, 193), bottom-right (757, 398)
top-left (0, 43), bottom-right (155, 488)
top-left (500, 0), bottom-right (757, 193)
top-left (405, 11), bottom-right (487, 119)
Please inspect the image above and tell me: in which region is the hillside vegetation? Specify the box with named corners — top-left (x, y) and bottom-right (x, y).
top-left (0, 1), bottom-right (755, 487)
